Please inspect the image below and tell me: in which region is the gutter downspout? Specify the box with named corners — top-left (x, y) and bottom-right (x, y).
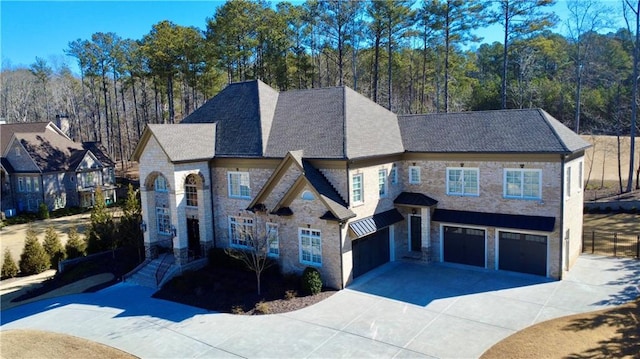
top-left (209, 161), bottom-right (217, 249)
top-left (339, 220), bottom-right (345, 289)
top-left (559, 155), bottom-right (565, 279)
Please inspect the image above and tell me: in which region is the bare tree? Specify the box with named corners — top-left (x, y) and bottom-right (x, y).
top-left (624, 0), bottom-right (639, 192)
top-left (225, 217), bottom-right (277, 296)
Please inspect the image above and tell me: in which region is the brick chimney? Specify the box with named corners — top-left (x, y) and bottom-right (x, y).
top-left (55, 114), bottom-right (70, 137)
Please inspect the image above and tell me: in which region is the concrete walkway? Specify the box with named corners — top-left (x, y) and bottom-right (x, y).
top-left (1, 255), bottom-right (639, 358)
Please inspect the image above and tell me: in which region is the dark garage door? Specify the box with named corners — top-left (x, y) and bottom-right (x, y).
top-left (443, 226), bottom-right (485, 267)
top-left (499, 232), bottom-right (547, 276)
top-left (353, 228), bottom-right (390, 278)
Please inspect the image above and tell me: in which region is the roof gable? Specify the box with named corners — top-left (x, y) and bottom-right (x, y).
top-left (143, 124), bottom-right (216, 162)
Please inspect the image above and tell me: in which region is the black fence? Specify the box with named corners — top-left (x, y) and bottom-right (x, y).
top-left (582, 231), bottom-right (640, 259)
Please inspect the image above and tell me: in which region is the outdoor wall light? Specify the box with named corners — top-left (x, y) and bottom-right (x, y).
top-left (520, 164), bottom-right (525, 168)
top-left (140, 221), bottom-right (147, 233)
top-left (411, 208), bottom-right (417, 215)
top-left (460, 163), bottom-right (464, 167)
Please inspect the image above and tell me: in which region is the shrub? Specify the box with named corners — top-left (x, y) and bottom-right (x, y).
top-left (301, 267), bottom-right (322, 295)
top-left (43, 225), bottom-right (66, 269)
top-left (231, 305), bottom-right (245, 314)
top-left (2, 248), bottom-right (18, 278)
top-left (208, 247), bottom-right (246, 270)
top-left (254, 301), bottom-right (271, 314)
top-left (38, 203), bottom-right (50, 219)
top-left (19, 227), bottom-right (50, 275)
top-left (65, 227), bottom-right (86, 259)
top-left (284, 289), bottom-right (297, 300)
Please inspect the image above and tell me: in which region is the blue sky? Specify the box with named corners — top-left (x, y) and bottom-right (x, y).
top-left (0, 0), bottom-right (626, 74)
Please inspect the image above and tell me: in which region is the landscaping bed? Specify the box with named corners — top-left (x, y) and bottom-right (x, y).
top-left (153, 254), bottom-right (336, 314)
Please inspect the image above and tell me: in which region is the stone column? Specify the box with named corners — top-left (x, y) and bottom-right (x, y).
top-left (421, 207), bottom-right (431, 262)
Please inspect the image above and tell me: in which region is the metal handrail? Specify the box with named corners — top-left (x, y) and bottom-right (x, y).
top-left (155, 253), bottom-right (175, 286)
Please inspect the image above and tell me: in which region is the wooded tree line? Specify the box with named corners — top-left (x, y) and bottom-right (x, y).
top-left (1, 0), bottom-right (638, 189)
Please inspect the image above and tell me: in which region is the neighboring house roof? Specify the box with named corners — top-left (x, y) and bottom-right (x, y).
top-left (140, 124), bottom-right (217, 162)
top-left (1, 121), bottom-right (114, 173)
top-left (0, 122), bottom-right (51, 154)
top-left (398, 109), bottom-right (591, 154)
top-left (82, 142), bottom-right (115, 166)
top-left (0, 158), bottom-right (14, 173)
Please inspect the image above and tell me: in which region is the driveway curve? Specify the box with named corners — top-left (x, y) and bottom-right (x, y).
top-left (1, 255), bottom-right (638, 358)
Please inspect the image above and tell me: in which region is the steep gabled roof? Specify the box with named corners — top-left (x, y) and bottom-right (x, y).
top-left (398, 109), bottom-right (590, 154)
top-left (12, 131), bottom-right (85, 172)
top-left (82, 142), bottom-right (115, 166)
top-left (1, 122), bottom-right (53, 154)
top-left (264, 86), bottom-right (403, 159)
top-left (181, 80), bottom-right (276, 157)
top-left (139, 124), bottom-right (217, 162)
top-left (249, 152), bottom-right (354, 221)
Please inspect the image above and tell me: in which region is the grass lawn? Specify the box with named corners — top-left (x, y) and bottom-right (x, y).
top-left (583, 213), bottom-right (640, 237)
top-left (482, 297), bottom-right (640, 358)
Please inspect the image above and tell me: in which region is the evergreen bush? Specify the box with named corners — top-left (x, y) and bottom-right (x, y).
top-left (301, 267), bottom-right (322, 295)
top-left (19, 227), bottom-right (50, 275)
top-left (2, 248), bottom-right (18, 278)
top-left (65, 227), bottom-right (86, 259)
top-left (43, 225), bottom-right (66, 269)
top-left (38, 202), bottom-right (50, 219)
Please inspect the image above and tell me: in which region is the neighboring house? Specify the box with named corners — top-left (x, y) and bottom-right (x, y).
top-left (132, 80), bottom-right (590, 289)
top-left (0, 121), bottom-right (116, 215)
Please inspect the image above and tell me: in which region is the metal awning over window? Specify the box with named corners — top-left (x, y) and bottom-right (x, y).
top-left (349, 208), bottom-right (404, 238)
top-left (432, 209), bottom-right (555, 232)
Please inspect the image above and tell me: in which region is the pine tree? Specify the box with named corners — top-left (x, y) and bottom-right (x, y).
top-left (43, 225), bottom-right (66, 269)
top-left (2, 248), bottom-right (18, 278)
top-left (65, 227), bottom-right (86, 259)
top-left (86, 186), bottom-right (116, 254)
top-left (19, 226), bottom-right (50, 275)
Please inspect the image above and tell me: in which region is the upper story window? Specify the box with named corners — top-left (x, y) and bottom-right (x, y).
top-left (228, 171), bottom-right (250, 199)
top-left (378, 169), bottom-right (388, 198)
top-left (229, 216), bottom-right (254, 248)
top-left (578, 161), bottom-right (583, 190)
top-left (18, 177), bottom-right (25, 192)
top-left (299, 228), bottom-right (322, 266)
top-left (25, 177), bottom-right (32, 192)
top-left (566, 166), bottom-right (572, 197)
top-left (409, 166), bottom-right (421, 184)
top-left (504, 169), bottom-right (541, 199)
top-left (352, 173), bottom-right (363, 204)
top-left (266, 223), bottom-right (279, 257)
top-left (185, 175), bottom-right (198, 207)
top-left (14, 147), bottom-right (20, 157)
top-left (390, 164), bottom-right (398, 185)
top-left (447, 167), bottom-right (479, 196)
top-left (32, 177), bottom-right (39, 192)
top-left (155, 175), bottom-right (168, 192)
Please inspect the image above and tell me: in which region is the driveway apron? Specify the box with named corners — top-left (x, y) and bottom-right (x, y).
top-left (1, 255), bottom-right (638, 358)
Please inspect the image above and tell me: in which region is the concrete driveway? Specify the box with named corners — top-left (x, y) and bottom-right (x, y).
top-left (1, 255), bottom-right (639, 358)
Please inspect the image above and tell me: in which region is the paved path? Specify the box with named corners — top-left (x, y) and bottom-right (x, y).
top-left (1, 255), bottom-right (639, 358)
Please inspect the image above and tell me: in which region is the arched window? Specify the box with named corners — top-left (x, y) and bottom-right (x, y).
top-left (155, 175), bottom-right (168, 192)
top-left (185, 175), bottom-right (198, 207)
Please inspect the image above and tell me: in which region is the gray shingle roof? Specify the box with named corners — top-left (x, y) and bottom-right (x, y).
top-left (181, 80), bottom-right (264, 157)
top-left (1, 122), bottom-right (52, 154)
top-left (394, 192), bottom-right (438, 207)
top-left (147, 124), bottom-right (216, 162)
top-left (398, 109), bottom-right (590, 154)
top-left (15, 131), bottom-right (84, 172)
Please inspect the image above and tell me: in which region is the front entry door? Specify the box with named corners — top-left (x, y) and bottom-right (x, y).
top-left (410, 216), bottom-right (422, 252)
top-left (187, 218), bottom-right (201, 258)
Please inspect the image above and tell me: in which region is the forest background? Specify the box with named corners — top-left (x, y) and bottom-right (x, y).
top-left (1, 0), bottom-right (639, 190)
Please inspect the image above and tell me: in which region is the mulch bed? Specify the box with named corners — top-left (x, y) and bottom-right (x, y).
top-left (153, 265), bottom-right (336, 315)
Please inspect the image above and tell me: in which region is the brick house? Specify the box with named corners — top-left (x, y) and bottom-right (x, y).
top-left (132, 80), bottom-right (590, 289)
top-left (0, 121), bottom-right (116, 215)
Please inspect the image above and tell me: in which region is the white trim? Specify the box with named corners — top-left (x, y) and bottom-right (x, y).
top-left (266, 222), bottom-right (279, 257)
top-left (351, 173), bottom-right (364, 205)
top-left (446, 167), bottom-right (479, 196)
top-left (408, 166), bottom-right (421, 184)
top-left (228, 171), bottom-right (251, 199)
top-left (494, 228), bottom-right (549, 277)
top-left (503, 168), bottom-right (542, 200)
top-left (378, 168), bottom-right (388, 198)
top-left (438, 223), bottom-right (487, 268)
top-left (228, 215), bottom-right (254, 248)
top-left (299, 227), bottom-right (322, 266)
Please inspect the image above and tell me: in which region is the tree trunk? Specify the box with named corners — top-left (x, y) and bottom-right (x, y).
top-left (167, 74), bottom-right (175, 124)
top-left (627, 1), bottom-right (639, 193)
top-left (387, 18), bottom-right (392, 111)
top-left (373, 32), bottom-right (381, 103)
top-left (501, 5), bottom-right (509, 110)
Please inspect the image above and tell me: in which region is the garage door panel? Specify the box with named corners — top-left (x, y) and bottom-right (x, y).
top-left (353, 228), bottom-right (390, 278)
top-left (443, 226), bottom-right (485, 267)
top-left (499, 232), bottom-right (547, 276)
